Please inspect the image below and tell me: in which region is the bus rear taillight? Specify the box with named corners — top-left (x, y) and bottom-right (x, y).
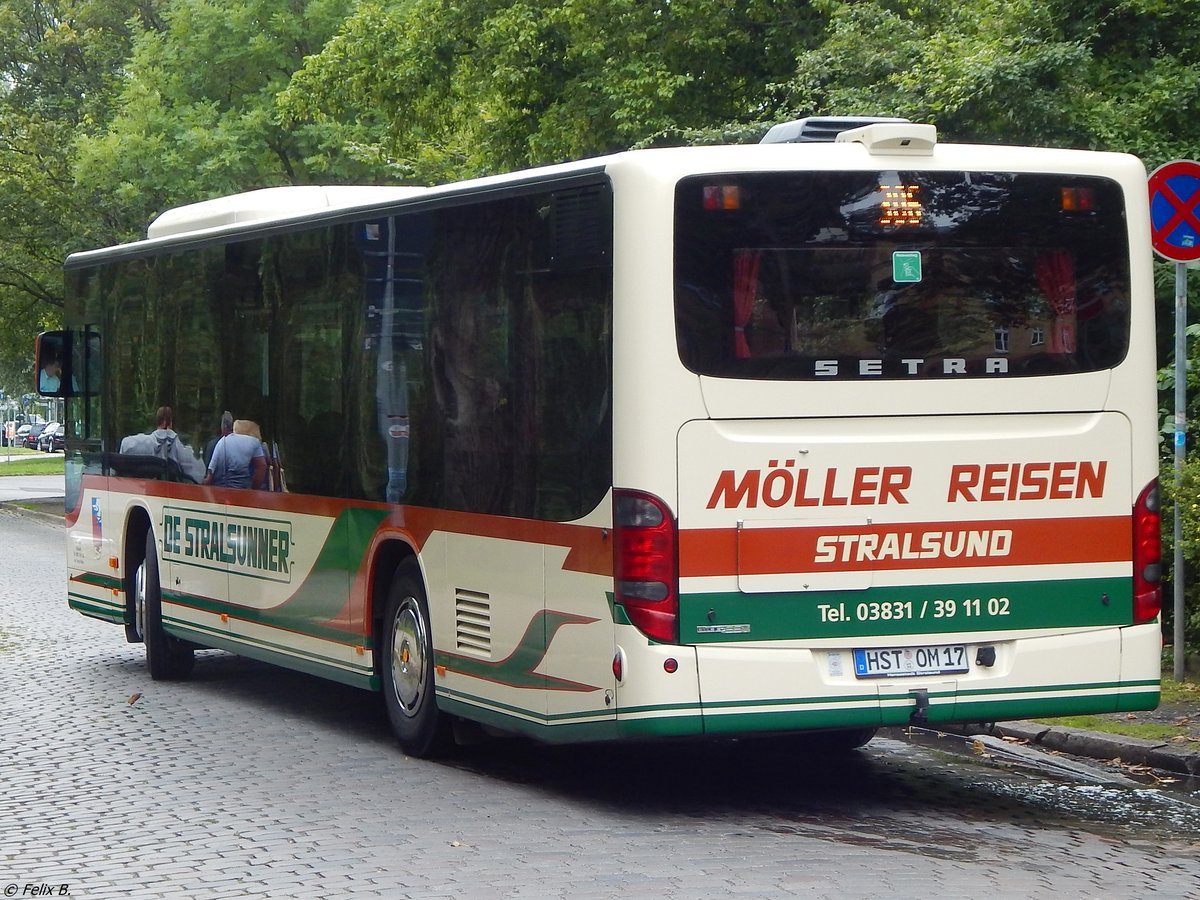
top-left (1132, 479), bottom-right (1162, 625)
top-left (613, 489), bottom-right (678, 643)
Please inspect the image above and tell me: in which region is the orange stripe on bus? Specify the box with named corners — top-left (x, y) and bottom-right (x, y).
top-left (679, 516), bottom-right (1131, 577)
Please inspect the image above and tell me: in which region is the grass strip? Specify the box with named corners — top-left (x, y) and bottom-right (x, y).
top-left (0, 456), bottom-right (65, 476)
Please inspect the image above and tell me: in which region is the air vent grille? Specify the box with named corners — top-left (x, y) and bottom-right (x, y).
top-left (455, 589), bottom-right (492, 656)
top-left (550, 184), bottom-right (610, 267)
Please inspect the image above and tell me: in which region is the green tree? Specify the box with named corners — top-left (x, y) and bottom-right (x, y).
top-left (278, 0), bottom-right (821, 182)
top-left (73, 0), bottom-right (362, 245)
top-left (0, 0), bottom-right (161, 398)
top-left (1160, 451), bottom-right (1200, 656)
top-left (1063, 0), bottom-right (1200, 164)
top-left (782, 0), bottom-right (1093, 145)
top-left (776, 0), bottom-right (1200, 160)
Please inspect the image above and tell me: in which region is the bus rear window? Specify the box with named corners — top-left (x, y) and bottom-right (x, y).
top-left (674, 172), bottom-right (1130, 380)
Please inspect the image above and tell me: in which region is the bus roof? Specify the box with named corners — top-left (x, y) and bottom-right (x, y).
top-left (66, 128), bottom-right (1146, 267)
top-left (145, 185), bottom-right (429, 240)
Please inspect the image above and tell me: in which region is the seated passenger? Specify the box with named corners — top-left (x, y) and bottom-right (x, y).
top-left (119, 406), bottom-right (206, 482)
top-left (204, 419), bottom-right (267, 489)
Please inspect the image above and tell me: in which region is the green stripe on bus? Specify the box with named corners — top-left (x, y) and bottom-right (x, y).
top-left (437, 694), bottom-right (622, 742)
top-left (163, 590), bottom-right (366, 645)
top-left (951, 678), bottom-right (1158, 700)
top-left (437, 689), bottom-right (705, 742)
top-left (436, 677), bottom-right (1157, 742)
top-left (167, 619), bottom-right (376, 690)
top-left (679, 576), bottom-right (1134, 642)
top-left (252, 505), bottom-right (390, 631)
top-left (436, 681), bottom-right (1156, 744)
top-left (702, 706), bottom-right (883, 734)
top-left (951, 692), bottom-right (1155, 722)
top-left (1115, 690), bottom-right (1161, 712)
top-left (164, 613), bottom-right (374, 675)
top-left (68, 595), bottom-right (124, 623)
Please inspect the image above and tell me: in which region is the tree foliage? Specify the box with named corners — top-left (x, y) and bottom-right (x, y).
top-left (278, 0), bottom-right (820, 182)
top-left (781, 0), bottom-right (1094, 145)
top-left (72, 0), bottom-right (360, 245)
top-left (0, 0), bottom-right (159, 398)
top-left (775, 0), bottom-right (1200, 160)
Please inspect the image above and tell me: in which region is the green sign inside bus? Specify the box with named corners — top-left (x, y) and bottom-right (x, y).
top-left (892, 250), bottom-right (922, 283)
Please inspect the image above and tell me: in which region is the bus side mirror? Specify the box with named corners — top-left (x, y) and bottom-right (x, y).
top-left (36, 331), bottom-right (68, 398)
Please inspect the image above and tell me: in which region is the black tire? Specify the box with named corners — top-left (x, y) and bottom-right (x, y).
top-left (139, 530), bottom-right (195, 680)
top-left (380, 562), bottom-right (451, 757)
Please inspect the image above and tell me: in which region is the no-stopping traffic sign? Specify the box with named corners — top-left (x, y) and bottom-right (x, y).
top-left (1149, 159), bottom-right (1200, 262)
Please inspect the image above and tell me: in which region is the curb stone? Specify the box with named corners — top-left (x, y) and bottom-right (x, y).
top-left (958, 720), bottom-right (1200, 777)
top-left (1, 498), bottom-right (65, 525)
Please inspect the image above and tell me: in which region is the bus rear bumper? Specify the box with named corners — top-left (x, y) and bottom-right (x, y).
top-left (684, 623), bottom-right (1161, 738)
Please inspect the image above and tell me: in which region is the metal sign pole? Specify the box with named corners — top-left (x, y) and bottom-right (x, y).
top-left (1148, 160), bottom-right (1200, 681)
top-left (1176, 260), bottom-right (1188, 682)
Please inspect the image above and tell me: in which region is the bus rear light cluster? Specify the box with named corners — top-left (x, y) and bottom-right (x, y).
top-left (613, 489), bottom-right (679, 644)
top-left (1132, 479), bottom-right (1162, 625)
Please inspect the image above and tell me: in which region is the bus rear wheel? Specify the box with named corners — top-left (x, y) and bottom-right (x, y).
top-left (381, 563), bottom-right (451, 757)
top-left (137, 530), bottom-right (195, 681)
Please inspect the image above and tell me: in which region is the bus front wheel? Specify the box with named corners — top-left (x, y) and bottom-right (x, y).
top-left (137, 530), bottom-right (195, 680)
top-left (381, 563), bottom-right (451, 757)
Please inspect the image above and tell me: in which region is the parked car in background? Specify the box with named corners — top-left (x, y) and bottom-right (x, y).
top-left (13, 423), bottom-right (32, 447)
top-left (37, 422), bottom-right (62, 452)
top-left (21, 422), bottom-right (47, 449)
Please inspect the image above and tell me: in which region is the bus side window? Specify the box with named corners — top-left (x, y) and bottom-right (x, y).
top-left (77, 329), bottom-right (102, 397)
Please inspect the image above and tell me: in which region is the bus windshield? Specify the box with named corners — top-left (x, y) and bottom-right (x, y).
top-left (674, 171), bottom-right (1131, 380)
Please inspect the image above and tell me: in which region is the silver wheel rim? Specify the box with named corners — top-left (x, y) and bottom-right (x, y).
top-left (133, 558), bottom-right (147, 640)
top-left (390, 596), bottom-right (427, 717)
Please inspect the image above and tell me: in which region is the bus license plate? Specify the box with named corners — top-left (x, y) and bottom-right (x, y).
top-left (853, 644), bottom-right (969, 679)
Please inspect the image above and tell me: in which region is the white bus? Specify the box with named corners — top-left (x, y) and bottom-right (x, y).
top-left (40, 118), bottom-right (1162, 756)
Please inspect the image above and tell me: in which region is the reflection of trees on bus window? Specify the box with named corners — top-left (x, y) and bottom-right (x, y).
top-left (673, 172), bottom-right (1132, 380)
top-left (81, 330), bottom-right (102, 394)
top-left (63, 268), bottom-right (105, 513)
top-left (416, 189), bottom-right (613, 520)
top-left (92, 182), bottom-right (612, 520)
top-left (359, 215), bottom-right (426, 505)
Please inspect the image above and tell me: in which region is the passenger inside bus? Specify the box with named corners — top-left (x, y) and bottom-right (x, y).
top-left (204, 418), bottom-right (268, 490)
top-left (117, 406), bottom-right (206, 483)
